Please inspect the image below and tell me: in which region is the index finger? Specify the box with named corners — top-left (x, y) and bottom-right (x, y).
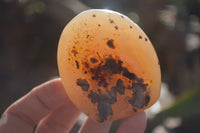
top-left (0, 78), bottom-right (78, 133)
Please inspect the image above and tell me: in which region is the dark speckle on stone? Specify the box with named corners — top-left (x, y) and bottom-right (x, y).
top-left (122, 67), bottom-right (137, 80)
top-left (75, 60), bottom-right (79, 69)
top-left (128, 90), bottom-right (145, 108)
top-left (139, 35), bottom-right (142, 39)
top-left (132, 108), bottom-right (137, 112)
top-left (90, 57), bottom-right (98, 63)
top-left (145, 94), bottom-right (150, 106)
top-left (107, 39), bottom-right (115, 49)
top-left (86, 34), bottom-right (90, 38)
top-left (114, 26), bottom-right (118, 30)
top-left (130, 25), bottom-right (133, 29)
top-left (88, 90), bottom-right (99, 103)
top-left (90, 57), bottom-right (123, 88)
top-left (98, 89), bottom-right (101, 93)
top-left (90, 68), bottom-right (95, 74)
top-left (97, 76), bottom-right (108, 88)
top-left (97, 101), bottom-right (113, 122)
top-left (128, 93), bottom-right (136, 107)
top-left (76, 78), bottom-right (89, 91)
top-left (71, 49), bottom-right (78, 57)
top-left (128, 81), bottom-right (149, 109)
top-left (109, 18), bottom-right (114, 23)
top-left (132, 82), bottom-right (148, 92)
top-left (97, 52), bottom-right (101, 58)
top-left (102, 58), bottom-right (122, 74)
top-left (98, 24), bottom-right (101, 27)
top-left (109, 87), bottom-right (117, 102)
top-left (121, 15), bottom-right (125, 18)
top-left (88, 90), bottom-right (98, 103)
top-left (85, 62), bottom-right (89, 68)
top-left (116, 79), bottom-right (125, 94)
top-left (87, 91), bottom-right (115, 122)
top-left (145, 38), bottom-right (148, 41)
top-left (92, 14), bottom-right (96, 17)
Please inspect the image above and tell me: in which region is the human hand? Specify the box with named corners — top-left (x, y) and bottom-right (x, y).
top-left (0, 78), bottom-right (147, 133)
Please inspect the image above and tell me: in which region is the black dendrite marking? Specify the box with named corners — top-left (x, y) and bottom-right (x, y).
top-left (76, 56), bottom-right (150, 122)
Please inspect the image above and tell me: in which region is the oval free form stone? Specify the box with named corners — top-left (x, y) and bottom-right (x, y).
top-left (57, 9), bottom-right (161, 122)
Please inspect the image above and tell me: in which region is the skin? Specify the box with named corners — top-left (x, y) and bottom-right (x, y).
top-left (0, 78), bottom-right (147, 133)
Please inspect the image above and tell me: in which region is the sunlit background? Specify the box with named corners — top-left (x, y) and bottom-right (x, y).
top-left (1, 0), bottom-right (200, 133)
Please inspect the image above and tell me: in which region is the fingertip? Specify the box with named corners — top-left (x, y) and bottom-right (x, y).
top-left (117, 112), bottom-right (147, 133)
top-left (36, 103), bottom-right (81, 133)
top-left (33, 78), bottom-right (63, 93)
top-left (79, 118), bottom-right (112, 133)
top-left (0, 78), bottom-right (71, 133)
top-left (31, 78), bottom-right (69, 110)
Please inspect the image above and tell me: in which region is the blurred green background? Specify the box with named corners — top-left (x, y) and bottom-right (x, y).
top-left (0, 0), bottom-right (200, 133)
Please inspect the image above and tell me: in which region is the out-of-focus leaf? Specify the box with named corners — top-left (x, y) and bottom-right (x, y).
top-left (146, 88), bottom-right (200, 133)
top-left (161, 88), bottom-right (200, 119)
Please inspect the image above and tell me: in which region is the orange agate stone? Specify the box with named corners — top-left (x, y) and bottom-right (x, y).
top-left (57, 9), bottom-right (161, 122)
